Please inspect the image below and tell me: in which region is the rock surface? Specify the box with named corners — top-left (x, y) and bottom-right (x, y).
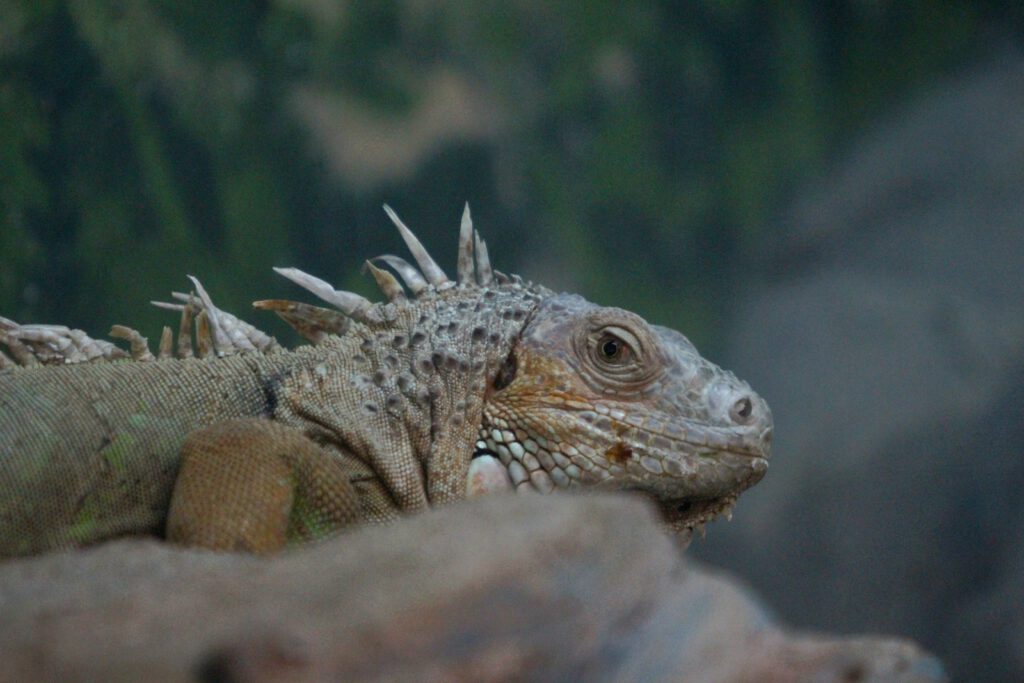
top-left (0, 494), bottom-right (943, 682)
top-left (693, 52), bottom-right (1024, 682)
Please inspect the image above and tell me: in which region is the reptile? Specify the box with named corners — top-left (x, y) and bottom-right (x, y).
top-left (0, 205), bottom-right (772, 558)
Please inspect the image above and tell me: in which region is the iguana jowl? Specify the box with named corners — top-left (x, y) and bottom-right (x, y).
top-left (0, 205), bottom-right (772, 557)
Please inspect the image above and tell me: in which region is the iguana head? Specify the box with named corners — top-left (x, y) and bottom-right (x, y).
top-left (476, 292), bottom-right (772, 531)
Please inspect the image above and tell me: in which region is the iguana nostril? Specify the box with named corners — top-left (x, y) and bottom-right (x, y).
top-left (731, 397), bottom-right (753, 423)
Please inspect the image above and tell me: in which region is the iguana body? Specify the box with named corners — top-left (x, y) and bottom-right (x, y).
top-left (0, 206), bottom-right (772, 557)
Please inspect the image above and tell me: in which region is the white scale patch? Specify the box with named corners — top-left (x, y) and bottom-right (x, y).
top-left (477, 425), bottom-right (582, 494)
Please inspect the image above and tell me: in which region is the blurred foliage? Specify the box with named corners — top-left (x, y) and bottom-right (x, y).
top-left (0, 0), bottom-right (1016, 351)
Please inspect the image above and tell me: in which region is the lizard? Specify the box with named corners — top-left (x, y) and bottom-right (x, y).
top-left (0, 205), bottom-right (772, 558)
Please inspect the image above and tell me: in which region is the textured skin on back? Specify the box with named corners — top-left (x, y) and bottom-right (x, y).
top-left (0, 355), bottom-right (271, 555)
top-left (0, 285), bottom-right (541, 556)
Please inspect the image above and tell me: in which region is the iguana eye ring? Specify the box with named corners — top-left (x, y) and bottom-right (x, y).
top-left (571, 319), bottom-right (662, 392)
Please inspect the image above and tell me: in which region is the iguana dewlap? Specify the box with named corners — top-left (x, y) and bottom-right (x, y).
top-left (0, 205), bottom-right (772, 557)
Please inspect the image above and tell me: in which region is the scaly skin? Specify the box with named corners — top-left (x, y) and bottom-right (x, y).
top-left (0, 206), bottom-right (772, 557)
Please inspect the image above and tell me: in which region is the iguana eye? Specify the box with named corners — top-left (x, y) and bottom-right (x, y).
top-left (598, 334), bottom-right (628, 363)
top-left (589, 326), bottom-right (641, 369)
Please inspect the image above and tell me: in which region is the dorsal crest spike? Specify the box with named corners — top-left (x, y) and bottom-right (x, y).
top-left (474, 230), bottom-right (493, 285)
top-left (186, 276), bottom-right (276, 354)
top-left (158, 326), bottom-right (173, 359)
top-left (253, 299), bottom-right (351, 343)
top-left (152, 299), bottom-right (196, 358)
top-left (273, 267), bottom-right (372, 318)
top-left (186, 275), bottom-right (236, 355)
top-left (1, 318), bottom-right (129, 365)
top-left (382, 204), bottom-right (450, 286)
top-left (363, 260), bottom-right (406, 301)
top-left (457, 202), bottom-right (475, 285)
top-left (194, 310), bottom-right (213, 358)
top-left (177, 302), bottom-right (194, 358)
top-left (109, 325), bottom-right (155, 361)
top-left (155, 278), bottom-right (278, 357)
top-left (372, 255), bottom-right (429, 295)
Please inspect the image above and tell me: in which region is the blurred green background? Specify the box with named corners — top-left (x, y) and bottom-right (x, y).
top-left (5, 3), bottom-right (1024, 680)
top-left (1, 0), bottom-right (1012, 352)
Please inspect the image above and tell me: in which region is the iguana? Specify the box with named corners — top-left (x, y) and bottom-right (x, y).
top-left (0, 205), bottom-right (772, 558)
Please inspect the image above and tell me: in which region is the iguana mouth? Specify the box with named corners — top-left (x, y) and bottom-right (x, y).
top-left (524, 408), bottom-right (770, 495)
top-left (473, 409), bottom-right (770, 504)
top-left (501, 396), bottom-right (772, 460)
top-left (576, 409), bottom-right (773, 460)
top-left (468, 442), bottom-right (750, 535)
top-left (657, 493), bottom-right (742, 537)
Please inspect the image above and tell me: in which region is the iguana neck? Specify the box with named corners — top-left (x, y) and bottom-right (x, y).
top-left (265, 284), bottom-right (548, 510)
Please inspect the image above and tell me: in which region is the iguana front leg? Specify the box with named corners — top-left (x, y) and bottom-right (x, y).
top-left (166, 419), bottom-right (366, 553)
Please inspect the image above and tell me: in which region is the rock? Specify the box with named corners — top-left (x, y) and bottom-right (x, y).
top-left (0, 493), bottom-right (671, 682)
top-left (693, 52), bottom-right (1024, 682)
top-left (616, 565), bottom-right (944, 683)
top-left (0, 494), bottom-right (944, 682)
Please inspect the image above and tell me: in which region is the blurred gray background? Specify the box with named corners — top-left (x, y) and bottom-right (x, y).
top-left (2, 3), bottom-right (1021, 680)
